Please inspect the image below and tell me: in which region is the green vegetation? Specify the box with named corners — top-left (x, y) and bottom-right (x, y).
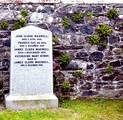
top-left (0, 99), bottom-right (122, 120)
top-left (73, 70), bottom-right (83, 78)
top-left (19, 18), bottom-right (28, 27)
top-left (88, 34), bottom-right (108, 49)
top-left (115, 22), bottom-right (123, 29)
top-left (60, 53), bottom-right (71, 67)
top-left (72, 12), bottom-right (83, 23)
top-left (62, 80), bottom-right (71, 90)
top-left (12, 22), bottom-right (21, 30)
top-left (21, 9), bottom-right (29, 17)
top-left (62, 16), bottom-right (71, 29)
top-left (88, 35), bottom-right (100, 45)
top-left (106, 65), bottom-right (113, 74)
top-left (53, 36), bottom-right (59, 44)
top-left (0, 21), bottom-right (9, 30)
top-left (12, 8), bottom-right (28, 30)
top-left (87, 11), bottom-right (93, 20)
top-left (107, 8), bottom-right (119, 20)
top-left (12, 18), bottom-right (27, 30)
top-left (96, 24), bottom-right (112, 37)
top-left (100, 42), bottom-right (107, 49)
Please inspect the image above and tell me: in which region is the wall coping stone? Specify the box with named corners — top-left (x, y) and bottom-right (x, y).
top-left (0, 0), bottom-right (123, 4)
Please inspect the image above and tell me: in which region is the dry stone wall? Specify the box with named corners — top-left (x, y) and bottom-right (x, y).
top-left (0, 3), bottom-right (123, 100)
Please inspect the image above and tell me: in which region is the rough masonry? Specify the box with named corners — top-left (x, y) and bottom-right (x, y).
top-left (0, 3), bottom-right (123, 100)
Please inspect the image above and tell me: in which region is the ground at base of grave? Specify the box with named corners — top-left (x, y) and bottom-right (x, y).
top-left (0, 99), bottom-right (123, 120)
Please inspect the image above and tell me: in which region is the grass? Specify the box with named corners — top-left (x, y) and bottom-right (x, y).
top-left (0, 99), bottom-right (123, 120)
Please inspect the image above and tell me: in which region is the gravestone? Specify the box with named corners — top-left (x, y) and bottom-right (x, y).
top-left (5, 25), bottom-right (58, 110)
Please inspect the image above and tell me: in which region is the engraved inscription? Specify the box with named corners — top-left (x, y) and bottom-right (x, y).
top-left (14, 34), bottom-right (50, 67)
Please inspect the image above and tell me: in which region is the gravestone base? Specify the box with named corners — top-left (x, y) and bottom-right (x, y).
top-left (5, 94), bottom-right (58, 110)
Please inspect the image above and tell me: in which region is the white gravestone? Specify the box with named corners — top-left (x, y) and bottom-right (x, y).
top-left (5, 26), bottom-right (58, 110)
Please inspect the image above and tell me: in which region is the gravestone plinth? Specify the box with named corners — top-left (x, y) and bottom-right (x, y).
top-left (5, 26), bottom-right (58, 110)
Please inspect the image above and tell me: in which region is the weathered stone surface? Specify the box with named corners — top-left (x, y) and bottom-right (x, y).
top-left (53, 49), bottom-right (62, 57)
top-left (96, 62), bottom-right (107, 68)
top-left (96, 16), bottom-right (110, 24)
top-left (103, 85), bottom-right (115, 90)
top-left (76, 51), bottom-right (88, 58)
top-left (83, 75), bottom-right (94, 81)
top-left (109, 35), bottom-right (120, 44)
top-left (38, 23), bottom-right (49, 30)
top-left (116, 83), bottom-right (123, 89)
top-left (99, 90), bottom-right (121, 98)
top-left (95, 84), bottom-right (101, 90)
top-left (112, 48), bottom-right (122, 54)
top-left (92, 6), bottom-right (103, 15)
top-left (0, 4), bottom-right (123, 100)
top-left (82, 90), bottom-right (98, 96)
top-left (3, 39), bottom-right (10, 47)
top-left (66, 60), bottom-right (79, 70)
top-left (87, 64), bottom-right (94, 69)
top-left (89, 52), bottom-right (104, 61)
top-left (0, 80), bottom-right (3, 89)
top-left (2, 59), bottom-right (10, 69)
top-left (102, 74), bottom-right (115, 81)
top-left (98, 45), bottom-right (107, 51)
top-left (82, 82), bottom-right (92, 90)
top-left (80, 25), bottom-right (93, 35)
top-left (0, 0), bottom-right (60, 3)
top-left (115, 75), bottom-right (123, 81)
top-left (54, 71), bottom-right (65, 84)
top-left (53, 62), bottom-right (61, 71)
top-left (110, 61), bottom-right (121, 67)
top-left (69, 78), bottom-right (78, 84)
top-left (51, 27), bottom-right (62, 36)
top-left (0, 31), bottom-right (10, 38)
